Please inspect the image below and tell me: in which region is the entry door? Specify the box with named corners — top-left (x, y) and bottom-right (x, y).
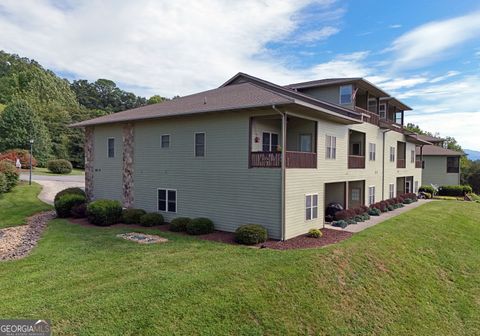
top-left (405, 180), bottom-right (412, 193)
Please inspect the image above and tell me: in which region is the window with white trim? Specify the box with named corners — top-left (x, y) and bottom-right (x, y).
top-left (339, 85), bottom-right (353, 104)
top-left (158, 189), bottom-right (177, 213)
top-left (379, 103), bottom-right (386, 119)
top-left (262, 132), bottom-right (279, 152)
top-left (411, 149), bottom-right (415, 163)
top-left (107, 138), bottom-right (115, 158)
top-left (390, 146), bottom-right (395, 162)
top-left (305, 194), bottom-right (318, 220)
top-left (368, 186), bottom-right (375, 205)
top-left (161, 134), bottom-right (170, 148)
top-left (195, 132), bottom-right (206, 157)
top-left (326, 135), bottom-right (337, 159)
top-left (389, 183), bottom-right (395, 199)
top-left (369, 143), bottom-right (376, 161)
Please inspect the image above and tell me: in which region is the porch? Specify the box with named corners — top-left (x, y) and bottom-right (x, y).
top-left (348, 129), bottom-right (366, 169)
top-left (324, 180), bottom-right (365, 221)
top-left (249, 115), bottom-right (317, 168)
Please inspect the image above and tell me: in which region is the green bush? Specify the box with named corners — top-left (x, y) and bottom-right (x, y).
top-left (0, 160), bottom-right (19, 192)
top-left (139, 213), bottom-right (164, 227)
top-left (419, 185), bottom-right (435, 194)
top-left (186, 218), bottom-right (214, 235)
top-left (87, 199), bottom-right (123, 226)
top-left (387, 205), bottom-right (394, 211)
top-left (55, 194), bottom-right (86, 218)
top-left (307, 228), bottom-right (322, 238)
top-left (234, 224), bottom-right (268, 245)
top-left (122, 208), bottom-right (146, 224)
top-left (347, 218), bottom-right (357, 225)
top-left (403, 198), bottom-right (413, 204)
top-left (47, 159), bottom-right (73, 174)
top-left (438, 185), bottom-right (473, 197)
top-left (170, 217), bottom-right (192, 232)
top-left (362, 213), bottom-right (370, 221)
top-left (332, 220), bottom-right (348, 228)
top-left (354, 215), bottom-right (364, 222)
top-left (368, 208), bottom-right (381, 216)
top-left (54, 187), bottom-right (86, 204)
top-left (71, 203), bottom-right (87, 218)
top-left (0, 172), bottom-right (7, 194)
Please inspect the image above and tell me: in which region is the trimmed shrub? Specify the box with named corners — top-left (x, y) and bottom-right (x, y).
top-left (307, 228), bottom-right (322, 238)
top-left (387, 205), bottom-right (394, 211)
top-left (235, 224), bottom-right (268, 245)
top-left (186, 218), bottom-right (214, 235)
top-left (403, 198), bottom-right (413, 204)
top-left (71, 203), bottom-right (87, 218)
top-left (122, 208), bottom-right (146, 224)
top-left (140, 213), bottom-right (164, 227)
top-left (368, 208), bottom-right (381, 216)
top-left (334, 210), bottom-right (349, 221)
top-left (332, 220), bottom-right (348, 228)
top-left (354, 215), bottom-right (364, 222)
top-left (47, 159), bottom-right (73, 174)
top-left (438, 185), bottom-right (472, 197)
top-left (353, 207), bottom-right (364, 216)
top-left (55, 194), bottom-right (86, 218)
top-left (0, 161), bottom-right (19, 192)
top-left (0, 172), bottom-right (7, 194)
top-left (170, 217), bottom-right (192, 232)
top-left (362, 213), bottom-right (370, 221)
top-left (347, 218), bottom-right (357, 225)
top-left (54, 187), bottom-right (86, 204)
top-left (419, 185), bottom-right (435, 195)
top-left (87, 199), bottom-right (122, 226)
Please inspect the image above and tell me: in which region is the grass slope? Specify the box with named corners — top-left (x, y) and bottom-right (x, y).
top-left (0, 182), bottom-right (52, 228)
top-left (0, 201), bottom-right (479, 335)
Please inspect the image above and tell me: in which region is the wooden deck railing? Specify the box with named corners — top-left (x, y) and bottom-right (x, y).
top-left (415, 160), bottom-right (422, 168)
top-left (348, 155), bottom-right (365, 169)
top-left (355, 107), bottom-right (379, 126)
top-left (250, 151), bottom-right (317, 168)
top-left (397, 159), bottom-right (406, 168)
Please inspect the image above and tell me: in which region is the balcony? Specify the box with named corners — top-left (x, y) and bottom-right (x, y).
top-left (348, 155), bottom-right (365, 169)
top-left (397, 159), bottom-right (406, 168)
top-left (415, 160), bottom-right (422, 168)
top-left (250, 151), bottom-right (317, 168)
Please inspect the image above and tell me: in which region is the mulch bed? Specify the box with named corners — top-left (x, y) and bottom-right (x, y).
top-left (67, 218), bottom-right (352, 250)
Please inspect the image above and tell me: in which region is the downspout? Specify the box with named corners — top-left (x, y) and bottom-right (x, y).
top-left (381, 129), bottom-right (391, 200)
top-left (272, 105), bottom-right (286, 241)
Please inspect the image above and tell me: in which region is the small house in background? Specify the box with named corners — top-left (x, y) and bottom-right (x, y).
top-left (416, 134), bottom-right (463, 186)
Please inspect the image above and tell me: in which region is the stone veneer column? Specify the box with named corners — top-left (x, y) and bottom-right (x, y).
top-left (84, 126), bottom-right (95, 201)
top-left (122, 123), bottom-right (134, 208)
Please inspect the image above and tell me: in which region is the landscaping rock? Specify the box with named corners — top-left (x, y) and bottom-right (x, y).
top-left (116, 232), bottom-right (168, 244)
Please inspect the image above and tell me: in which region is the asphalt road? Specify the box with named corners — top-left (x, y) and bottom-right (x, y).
top-left (19, 173), bottom-right (85, 205)
top-left (20, 173), bottom-right (85, 183)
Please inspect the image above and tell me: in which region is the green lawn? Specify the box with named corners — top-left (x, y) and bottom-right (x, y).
top-left (0, 182), bottom-right (52, 228)
top-left (0, 201), bottom-right (479, 335)
top-left (22, 167), bottom-right (85, 176)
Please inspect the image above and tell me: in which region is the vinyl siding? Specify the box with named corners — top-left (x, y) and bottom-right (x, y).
top-left (421, 156), bottom-right (460, 186)
top-left (299, 85), bottom-right (354, 109)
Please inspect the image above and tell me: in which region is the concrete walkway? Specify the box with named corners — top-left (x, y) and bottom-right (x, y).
top-left (20, 174), bottom-right (85, 205)
top-left (325, 199), bottom-right (431, 233)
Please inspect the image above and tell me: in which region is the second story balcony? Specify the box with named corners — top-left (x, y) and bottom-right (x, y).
top-left (348, 129), bottom-right (365, 169)
top-left (396, 141), bottom-right (406, 168)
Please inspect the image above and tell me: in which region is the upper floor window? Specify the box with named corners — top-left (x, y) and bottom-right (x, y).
top-left (379, 103), bottom-right (386, 119)
top-left (195, 132), bottom-right (206, 157)
top-left (447, 157), bottom-right (459, 173)
top-left (158, 188), bottom-right (177, 213)
top-left (161, 134), bottom-right (170, 148)
top-left (389, 147), bottom-right (395, 162)
top-left (262, 132), bottom-right (279, 152)
top-left (339, 85), bottom-right (353, 105)
top-left (411, 149), bottom-right (415, 163)
top-left (369, 143), bottom-right (376, 161)
top-left (368, 98), bottom-right (378, 113)
top-left (108, 138), bottom-right (115, 158)
top-left (305, 194), bottom-right (318, 220)
top-left (326, 135), bottom-right (337, 159)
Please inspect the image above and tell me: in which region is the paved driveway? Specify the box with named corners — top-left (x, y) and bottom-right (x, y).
top-left (20, 174), bottom-right (85, 205)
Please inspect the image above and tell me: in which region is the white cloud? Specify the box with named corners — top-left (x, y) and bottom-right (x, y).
top-left (299, 26), bottom-right (340, 42)
top-left (429, 70), bottom-right (460, 83)
top-left (389, 24), bottom-right (402, 29)
top-left (0, 0), bottom-right (340, 97)
top-left (388, 11), bottom-right (480, 69)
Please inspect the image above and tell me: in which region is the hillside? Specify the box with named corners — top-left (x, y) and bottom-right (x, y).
top-left (465, 149), bottom-right (480, 161)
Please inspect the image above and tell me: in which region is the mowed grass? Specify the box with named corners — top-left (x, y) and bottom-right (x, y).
top-left (0, 201), bottom-right (479, 335)
top-left (22, 167), bottom-right (85, 176)
top-left (0, 182), bottom-right (52, 228)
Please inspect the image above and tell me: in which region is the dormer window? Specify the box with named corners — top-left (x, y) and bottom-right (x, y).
top-left (339, 85), bottom-right (353, 104)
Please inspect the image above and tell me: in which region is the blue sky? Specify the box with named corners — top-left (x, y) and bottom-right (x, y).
top-left (0, 0), bottom-right (479, 149)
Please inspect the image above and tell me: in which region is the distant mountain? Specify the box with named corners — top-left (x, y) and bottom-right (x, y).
top-left (465, 149), bottom-right (480, 161)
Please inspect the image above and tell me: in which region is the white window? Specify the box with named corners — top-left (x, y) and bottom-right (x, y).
top-left (326, 135), bottom-right (337, 159)
top-left (390, 146), bottom-right (395, 162)
top-left (369, 143), bottom-right (376, 161)
top-left (262, 132), bottom-right (279, 152)
top-left (158, 188), bottom-right (177, 213)
top-left (161, 134), bottom-right (170, 148)
top-left (389, 183), bottom-right (395, 199)
top-left (411, 149), bottom-right (415, 163)
top-left (339, 85), bottom-right (353, 104)
top-left (415, 181), bottom-right (419, 193)
top-left (107, 138), bottom-right (115, 158)
top-left (194, 132), bottom-right (206, 157)
top-left (368, 186), bottom-right (375, 205)
top-left (305, 194), bottom-right (318, 220)
top-left (368, 98), bottom-right (378, 113)
top-left (379, 103), bottom-right (386, 119)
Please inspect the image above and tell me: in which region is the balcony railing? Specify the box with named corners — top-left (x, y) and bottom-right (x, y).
top-left (348, 155), bottom-right (365, 169)
top-left (397, 159), bottom-right (406, 168)
top-left (250, 151), bottom-right (317, 168)
top-left (355, 107), bottom-right (379, 126)
top-left (415, 160), bottom-right (422, 168)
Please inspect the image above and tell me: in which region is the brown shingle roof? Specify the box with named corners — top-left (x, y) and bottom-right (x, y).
top-left (416, 145), bottom-right (463, 156)
top-left (416, 134), bottom-right (445, 143)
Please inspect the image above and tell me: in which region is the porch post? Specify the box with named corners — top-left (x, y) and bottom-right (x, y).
top-left (345, 181), bottom-right (349, 210)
